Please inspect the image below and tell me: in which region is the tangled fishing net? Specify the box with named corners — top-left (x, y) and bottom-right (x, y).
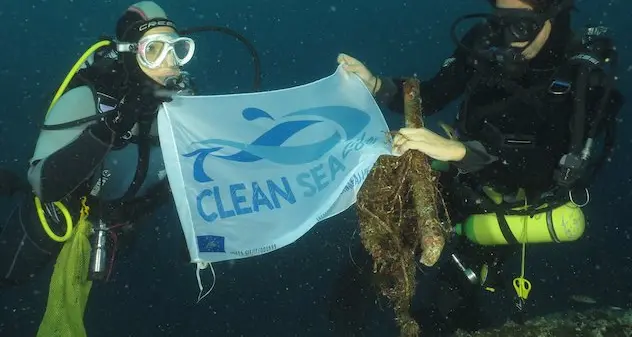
top-left (356, 78), bottom-right (451, 337)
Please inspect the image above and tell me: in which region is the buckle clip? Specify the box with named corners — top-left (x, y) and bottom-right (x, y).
top-left (548, 80), bottom-right (571, 95)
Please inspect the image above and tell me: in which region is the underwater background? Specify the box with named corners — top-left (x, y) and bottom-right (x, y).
top-left (0, 0), bottom-right (630, 336)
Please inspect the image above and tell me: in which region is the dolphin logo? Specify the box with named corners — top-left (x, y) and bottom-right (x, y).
top-left (182, 105), bottom-right (370, 183)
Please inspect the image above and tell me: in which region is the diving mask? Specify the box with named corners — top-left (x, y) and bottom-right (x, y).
top-left (118, 32), bottom-right (195, 69)
top-left (450, 0), bottom-right (574, 75)
top-left (490, 8), bottom-right (550, 46)
top-left (450, 13), bottom-right (532, 77)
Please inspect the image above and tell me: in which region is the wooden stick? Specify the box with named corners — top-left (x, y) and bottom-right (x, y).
top-left (403, 78), bottom-right (445, 267)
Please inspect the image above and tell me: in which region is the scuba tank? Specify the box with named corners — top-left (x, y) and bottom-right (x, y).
top-left (454, 202), bottom-right (585, 245)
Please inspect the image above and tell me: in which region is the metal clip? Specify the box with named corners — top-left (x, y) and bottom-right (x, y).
top-left (548, 80), bottom-right (571, 95)
top-left (89, 220), bottom-right (108, 281)
top-left (451, 254), bottom-right (479, 284)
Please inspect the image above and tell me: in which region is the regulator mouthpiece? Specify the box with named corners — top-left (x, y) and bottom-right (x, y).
top-left (164, 71), bottom-right (193, 94)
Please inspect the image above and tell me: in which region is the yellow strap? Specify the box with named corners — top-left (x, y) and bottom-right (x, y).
top-left (513, 197), bottom-right (532, 300)
top-left (79, 196), bottom-right (90, 218)
top-left (35, 197), bottom-right (74, 243)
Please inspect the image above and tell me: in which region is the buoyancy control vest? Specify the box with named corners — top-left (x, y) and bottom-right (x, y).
top-left (453, 24), bottom-right (623, 206)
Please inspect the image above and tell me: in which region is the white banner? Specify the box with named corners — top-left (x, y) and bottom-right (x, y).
top-left (158, 66), bottom-right (391, 264)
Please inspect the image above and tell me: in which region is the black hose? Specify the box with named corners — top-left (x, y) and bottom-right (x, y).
top-left (41, 111), bottom-right (114, 131)
top-left (180, 25), bottom-right (262, 91)
top-left (569, 67), bottom-right (588, 154)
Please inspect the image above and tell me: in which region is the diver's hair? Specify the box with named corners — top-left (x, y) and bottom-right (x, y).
top-left (487, 0), bottom-right (556, 12)
top-left (521, 0), bottom-right (555, 11)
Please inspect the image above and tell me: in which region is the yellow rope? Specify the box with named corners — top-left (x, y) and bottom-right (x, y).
top-left (513, 198), bottom-right (532, 300)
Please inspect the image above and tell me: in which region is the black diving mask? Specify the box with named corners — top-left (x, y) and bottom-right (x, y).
top-left (492, 7), bottom-right (552, 45)
top-left (450, 0), bottom-right (574, 77)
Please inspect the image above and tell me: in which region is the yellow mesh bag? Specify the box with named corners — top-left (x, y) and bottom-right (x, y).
top-left (37, 203), bottom-right (93, 337)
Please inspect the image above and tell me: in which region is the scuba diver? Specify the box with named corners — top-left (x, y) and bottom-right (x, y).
top-left (0, 0), bottom-right (190, 287)
top-left (337, 0), bottom-right (624, 335)
top-left (0, 1), bottom-right (261, 287)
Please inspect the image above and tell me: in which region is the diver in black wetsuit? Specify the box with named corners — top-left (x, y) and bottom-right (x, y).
top-left (0, 1), bottom-right (193, 287)
top-left (335, 0), bottom-right (624, 335)
top-left (0, 0), bottom-right (261, 289)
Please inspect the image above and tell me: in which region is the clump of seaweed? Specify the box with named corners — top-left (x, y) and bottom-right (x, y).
top-left (356, 78), bottom-right (450, 337)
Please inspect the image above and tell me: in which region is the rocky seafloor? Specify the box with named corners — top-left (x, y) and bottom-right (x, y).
top-left (453, 308), bottom-right (632, 337)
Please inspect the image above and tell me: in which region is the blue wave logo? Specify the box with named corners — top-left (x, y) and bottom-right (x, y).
top-left (183, 106), bottom-right (370, 183)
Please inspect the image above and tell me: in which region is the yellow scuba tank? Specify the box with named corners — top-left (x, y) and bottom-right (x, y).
top-left (454, 202), bottom-right (586, 245)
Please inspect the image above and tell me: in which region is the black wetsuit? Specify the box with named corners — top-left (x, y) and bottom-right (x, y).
top-left (369, 24), bottom-right (624, 335)
top-left (0, 50), bottom-right (173, 287)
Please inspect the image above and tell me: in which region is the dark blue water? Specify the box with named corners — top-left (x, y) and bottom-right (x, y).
top-left (1, 0), bottom-right (630, 336)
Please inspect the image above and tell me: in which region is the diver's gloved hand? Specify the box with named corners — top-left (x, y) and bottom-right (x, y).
top-left (89, 87), bottom-right (160, 143)
top-left (337, 53), bottom-right (381, 96)
top-left (131, 85), bottom-right (165, 119)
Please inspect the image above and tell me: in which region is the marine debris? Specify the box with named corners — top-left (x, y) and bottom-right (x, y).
top-left (356, 78), bottom-right (450, 337)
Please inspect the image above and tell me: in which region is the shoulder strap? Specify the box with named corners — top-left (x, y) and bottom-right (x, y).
top-left (40, 46), bottom-right (128, 131)
top-left (121, 117), bottom-right (154, 201)
top-left (554, 25), bottom-right (619, 190)
top-left (64, 44), bottom-right (122, 92)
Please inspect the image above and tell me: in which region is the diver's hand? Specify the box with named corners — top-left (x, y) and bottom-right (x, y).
top-left (89, 88), bottom-right (156, 143)
top-left (392, 127), bottom-right (466, 162)
top-left (337, 53), bottom-right (381, 96)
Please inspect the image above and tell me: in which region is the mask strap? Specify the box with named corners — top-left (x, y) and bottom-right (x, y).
top-left (116, 42), bottom-right (137, 53)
